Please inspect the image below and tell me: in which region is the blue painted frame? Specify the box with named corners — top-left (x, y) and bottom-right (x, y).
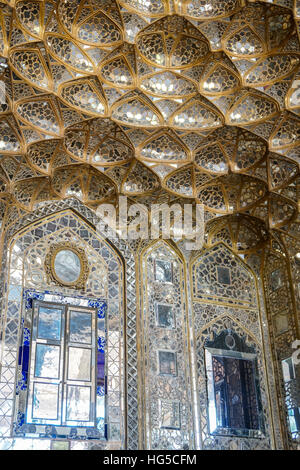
top-left (13, 289), bottom-right (107, 440)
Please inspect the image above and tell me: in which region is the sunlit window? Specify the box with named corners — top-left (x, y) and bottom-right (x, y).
top-left (205, 331), bottom-right (264, 438)
top-left (14, 297), bottom-right (106, 440)
top-left (281, 357), bottom-right (300, 438)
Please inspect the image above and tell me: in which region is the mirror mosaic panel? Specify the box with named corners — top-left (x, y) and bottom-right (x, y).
top-left (156, 303), bottom-right (175, 329)
top-left (160, 401), bottom-right (181, 430)
top-left (0, 193), bottom-right (297, 450)
top-left (140, 242), bottom-right (193, 450)
top-left (0, 203), bottom-right (134, 450)
top-left (192, 244), bottom-right (273, 449)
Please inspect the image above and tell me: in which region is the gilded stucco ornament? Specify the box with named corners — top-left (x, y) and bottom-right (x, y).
top-left (0, 0), bottom-right (297, 235)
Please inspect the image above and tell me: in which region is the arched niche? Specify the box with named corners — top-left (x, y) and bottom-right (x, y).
top-left (0, 201), bottom-right (138, 450)
top-left (190, 243), bottom-right (275, 450)
top-left (137, 239), bottom-right (193, 450)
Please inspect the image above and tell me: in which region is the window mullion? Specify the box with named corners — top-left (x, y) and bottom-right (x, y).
top-left (61, 304), bottom-right (69, 427)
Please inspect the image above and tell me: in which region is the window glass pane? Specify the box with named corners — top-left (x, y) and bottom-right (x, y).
top-left (158, 351), bottom-right (177, 376)
top-left (37, 306), bottom-right (62, 340)
top-left (156, 304), bottom-right (175, 328)
top-left (17, 298), bottom-right (101, 436)
top-left (66, 385), bottom-right (91, 422)
top-left (32, 383), bottom-right (59, 420)
top-left (211, 355), bottom-right (259, 431)
top-left (155, 260), bottom-right (172, 283)
top-left (69, 310), bottom-right (92, 344)
top-left (288, 408), bottom-right (300, 434)
top-left (68, 347), bottom-right (91, 381)
top-left (34, 344), bottom-right (60, 379)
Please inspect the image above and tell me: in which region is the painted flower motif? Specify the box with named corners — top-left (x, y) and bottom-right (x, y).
top-left (23, 328), bottom-right (30, 346)
top-left (98, 336), bottom-right (106, 353)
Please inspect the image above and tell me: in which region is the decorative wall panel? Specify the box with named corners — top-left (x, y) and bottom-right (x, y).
top-left (139, 241), bottom-right (193, 449)
top-left (0, 207), bottom-right (128, 449)
top-left (191, 243), bottom-right (276, 449)
top-left (263, 240), bottom-right (300, 448)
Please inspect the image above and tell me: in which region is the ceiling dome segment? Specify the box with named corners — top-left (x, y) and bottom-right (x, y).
top-left (138, 130), bottom-right (190, 164)
top-left (57, 0), bottom-right (123, 47)
top-left (170, 96), bottom-right (223, 130)
top-left (136, 15), bottom-right (210, 68)
top-left (197, 174), bottom-right (268, 214)
top-left (222, 3), bottom-right (295, 58)
top-left (111, 92), bottom-right (163, 127)
top-left (51, 164), bottom-right (117, 206)
top-left (194, 127), bottom-right (268, 174)
top-left (63, 118), bottom-right (134, 167)
top-left (119, 0), bottom-right (168, 17)
top-left (206, 214), bottom-right (268, 254)
top-left (15, 0), bottom-right (55, 40)
top-left (180, 0), bottom-right (241, 20)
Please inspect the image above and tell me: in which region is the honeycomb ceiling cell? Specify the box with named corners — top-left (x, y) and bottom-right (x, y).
top-left (27, 139), bottom-right (66, 174)
top-left (0, 0), bottom-right (298, 239)
top-left (13, 176), bottom-right (53, 209)
top-left (180, 0), bottom-right (241, 20)
top-left (206, 214), bottom-right (268, 254)
top-left (268, 192), bottom-right (297, 228)
top-left (51, 164), bottom-right (117, 204)
top-left (194, 126), bottom-right (268, 173)
top-left (164, 164), bottom-right (212, 198)
top-left (111, 92), bottom-right (163, 127)
top-left (268, 153), bottom-right (299, 190)
top-left (170, 97), bottom-right (223, 129)
top-left (120, 159), bottom-right (160, 195)
top-left (243, 54), bottom-right (299, 87)
top-left (63, 118), bottom-right (134, 166)
top-left (136, 15), bottom-right (210, 68)
top-left (118, 0), bottom-right (167, 17)
top-left (199, 58), bottom-right (241, 95)
top-left (138, 130), bottom-right (190, 163)
top-left (227, 90), bottom-right (279, 125)
top-left (197, 174), bottom-right (268, 214)
top-left (140, 71), bottom-right (197, 98)
top-left (222, 3), bottom-right (295, 57)
top-left (57, 0), bottom-right (123, 46)
top-left (15, 0), bottom-right (49, 39)
top-left (0, 116), bottom-right (22, 152)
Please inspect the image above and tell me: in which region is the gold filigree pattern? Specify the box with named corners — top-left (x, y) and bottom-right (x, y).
top-left (0, 0), bottom-right (297, 241)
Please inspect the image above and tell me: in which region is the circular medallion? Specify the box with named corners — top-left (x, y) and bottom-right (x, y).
top-left (54, 249), bottom-right (81, 284)
top-left (45, 243), bottom-right (89, 289)
top-left (225, 334), bottom-right (236, 350)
